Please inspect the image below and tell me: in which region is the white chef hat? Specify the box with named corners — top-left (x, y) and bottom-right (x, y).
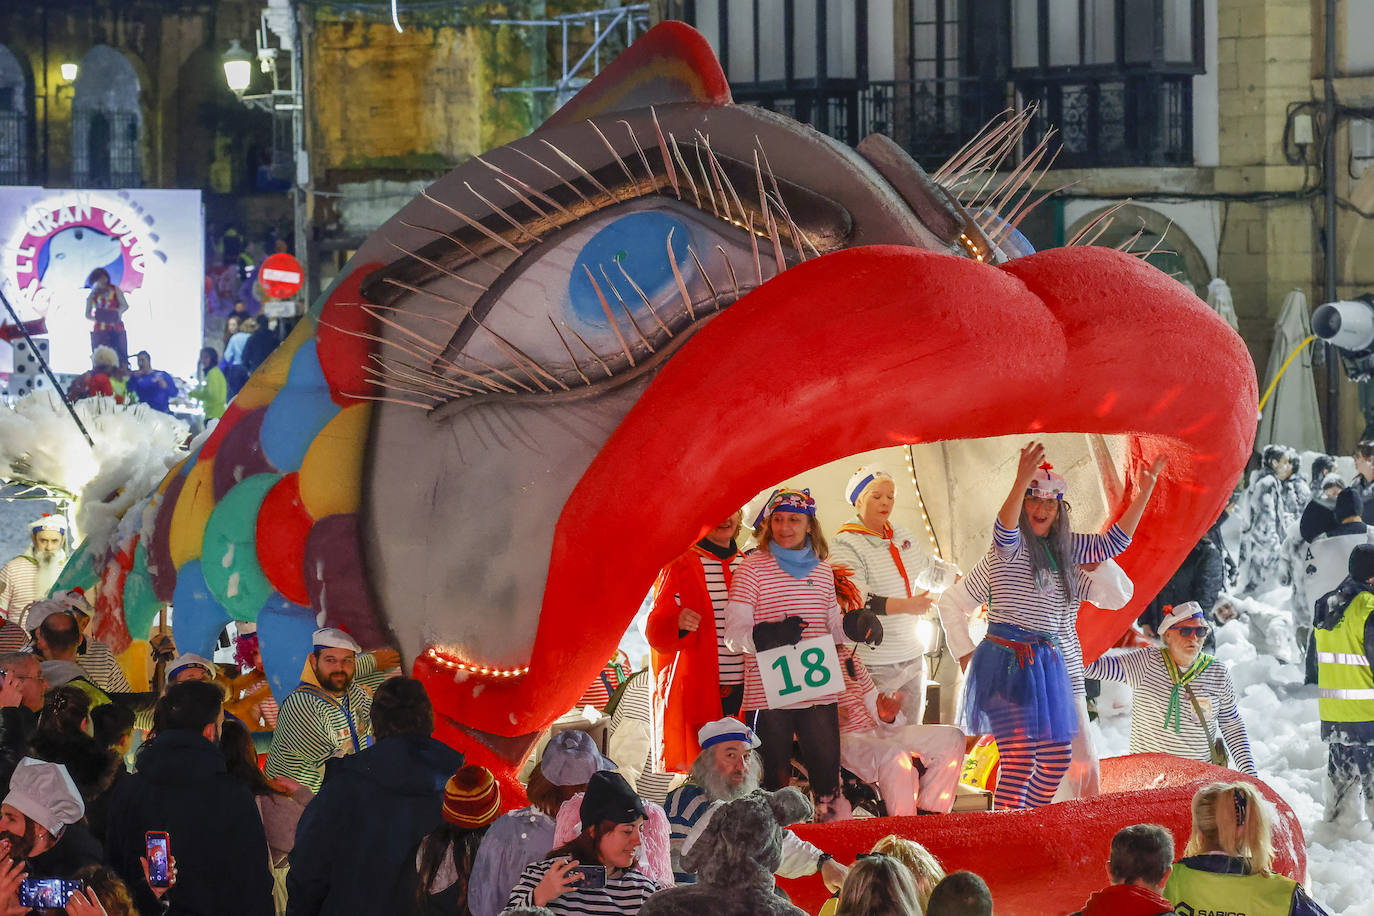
top-left (4, 758), bottom-right (84, 835)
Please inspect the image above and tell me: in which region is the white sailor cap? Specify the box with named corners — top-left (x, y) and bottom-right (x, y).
top-left (696, 717), bottom-right (761, 752)
top-left (312, 627), bottom-right (361, 653)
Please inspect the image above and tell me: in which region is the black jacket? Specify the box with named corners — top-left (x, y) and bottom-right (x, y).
top-left (1139, 535), bottom-right (1226, 636)
top-left (286, 733), bottom-right (463, 916)
top-left (0, 706), bottom-right (37, 794)
top-left (106, 729), bottom-right (273, 916)
top-left (27, 820), bottom-right (103, 879)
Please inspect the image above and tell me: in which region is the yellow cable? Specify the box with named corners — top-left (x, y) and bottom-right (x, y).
top-left (1257, 334), bottom-right (1317, 414)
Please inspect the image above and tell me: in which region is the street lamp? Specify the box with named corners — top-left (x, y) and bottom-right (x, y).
top-left (222, 39), bottom-right (253, 94)
top-left (221, 12), bottom-right (311, 305)
top-left (59, 62), bottom-right (78, 82)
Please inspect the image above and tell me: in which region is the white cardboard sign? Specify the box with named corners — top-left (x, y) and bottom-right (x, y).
top-left (756, 635), bottom-right (843, 709)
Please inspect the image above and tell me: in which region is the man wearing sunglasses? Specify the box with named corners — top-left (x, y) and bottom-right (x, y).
top-left (1084, 602), bottom-right (1255, 774)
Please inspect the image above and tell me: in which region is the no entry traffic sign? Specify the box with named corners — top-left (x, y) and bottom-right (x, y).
top-left (259, 253), bottom-right (304, 299)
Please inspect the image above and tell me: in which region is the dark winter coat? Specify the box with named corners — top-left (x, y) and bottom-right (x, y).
top-left (1300, 500), bottom-right (1339, 543)
top-left (285, 732), bottom-right (464, 916)
top-left (106, 729), bottom-right (274, 916)
top-left (1139, 535), bottom-right (1226, 634)
top-left (1352, 474), bottom-right (1374, 525)
top-left (29, 729), bottom-right (122, 812)
top-left (0, 706), bottom-right (37, 793)
top-left (27, 820), bottom-right (103, 878)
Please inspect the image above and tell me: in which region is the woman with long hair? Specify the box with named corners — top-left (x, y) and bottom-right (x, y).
top-left (1165, 781), bottom-right (1330, 915)
top-left (959, 441), bottom-right (1163, 809)
top-left (870, 835), bottom-right (945, 911)
top-left (834, 853), bottom-right (922, 916)
top-left (396, 764), bottom-right (503, 915)
top-left (30, 686), bottom-right (121, 822)
top-left (723, 488), bottom-right (852, 821)
top-left (85, 267), bottom-right (129, 367)
top-left (505, 771), bottom-right (660, 914)
top-left (221, 718), bottom-right (311, 915)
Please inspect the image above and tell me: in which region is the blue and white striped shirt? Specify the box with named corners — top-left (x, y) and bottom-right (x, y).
top-left (961, 520), bottom-right (1131, 697)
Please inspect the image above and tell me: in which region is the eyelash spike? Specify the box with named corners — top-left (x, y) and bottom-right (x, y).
top-left (614, 257), bottom-right (673, 337)
top-left (665, 227), bottom-right (696, 322)
top-left (619, 119), bottom-right (657, 187)
top-left (582, 264), bottom-right (637, 367)
top-left (669, 134), bottom-right (702, 209)
top-left (651, 107), bottom-right (680, 199)
top-left (599, 263), bottom-right (655, 355)
top-left (462, 181), bottom-right (542, 242)
top-left (474, 154), bottom-right (575, 220)
top-left (548, 317), bottom-right (593, 386)
top-left (755, 143), bottom-right (811, 261)
top-left (540, 139), bottom-right (620, 206)
top-left (587, 119), bottom-right (639, 192)
top-left (420, 190), bottom-right (522, 255)
top-left (686, 245), bottom-right (719, 306)
top-left (716, 245), bottom-right (741, 303)
top-left (565, 324), bottom-right (616, 378)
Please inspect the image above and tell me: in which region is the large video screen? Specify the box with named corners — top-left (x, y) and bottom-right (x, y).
top-left (0, 188), bottom-right (204, 379)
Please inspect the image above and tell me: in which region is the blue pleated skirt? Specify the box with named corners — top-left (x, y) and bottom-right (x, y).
top-left (960, 621), bottom-right (1079, 743)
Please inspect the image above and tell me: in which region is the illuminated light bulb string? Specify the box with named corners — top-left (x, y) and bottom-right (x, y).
top-left (904, 444), bottom-right (943, 559)
top-left (423, 647), bottom-right (528, 679)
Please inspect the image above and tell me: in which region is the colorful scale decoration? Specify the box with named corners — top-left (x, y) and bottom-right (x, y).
top-left (58, 266), bottom-right (383, 701)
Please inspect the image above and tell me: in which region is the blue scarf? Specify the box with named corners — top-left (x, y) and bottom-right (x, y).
top-left (771, 539), bottom-right (820, 580)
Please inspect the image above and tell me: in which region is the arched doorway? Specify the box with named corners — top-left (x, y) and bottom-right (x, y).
top-left (1064, 203), bottom-right (1213, 296)
top-left (72, 45), bottom-right (142, 188)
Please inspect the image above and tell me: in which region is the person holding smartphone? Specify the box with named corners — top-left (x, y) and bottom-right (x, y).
top-left (505, 771), bottom-right (660, 914)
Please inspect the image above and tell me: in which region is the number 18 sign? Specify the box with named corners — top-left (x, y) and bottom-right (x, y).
top-left (756, 636), bottom-right (844, 709)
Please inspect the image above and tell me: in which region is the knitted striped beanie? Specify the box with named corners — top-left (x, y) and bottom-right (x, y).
top-left (442, 765), bottom-right (501, 829)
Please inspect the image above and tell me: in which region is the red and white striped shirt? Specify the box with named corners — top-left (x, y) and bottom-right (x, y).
top-left (724, 552), bottom-right (846, 712)
top-left (836, 648), bottom-right (882, 735)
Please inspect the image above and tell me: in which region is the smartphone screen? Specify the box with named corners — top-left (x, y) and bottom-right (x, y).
top-left (571, 864), bottom-right (606, 889)
top-left (18, 878), bottom-right (81, 907)
top-left (146, 831), bottom-right (171, 887)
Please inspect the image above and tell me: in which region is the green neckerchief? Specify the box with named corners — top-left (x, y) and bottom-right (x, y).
top-left (1161, 649), bottom-right (1215, 733)
top-left (1035, 535), bottom-right (1060, 572)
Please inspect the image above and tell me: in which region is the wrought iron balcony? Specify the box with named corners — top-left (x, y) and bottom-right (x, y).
top-left (731, 71), bottom-right (1193, 171)
top-left (1017, 71), bottom-right (1194, 168)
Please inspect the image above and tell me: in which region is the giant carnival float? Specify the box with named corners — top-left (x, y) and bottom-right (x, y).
top-left (42, 22), bottom-right (1297, 916)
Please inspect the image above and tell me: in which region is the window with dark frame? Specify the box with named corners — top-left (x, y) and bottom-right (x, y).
top-left (676, 0), bottom-right (1203, 171)
top-left (0, 45), bottom-right (29, 186)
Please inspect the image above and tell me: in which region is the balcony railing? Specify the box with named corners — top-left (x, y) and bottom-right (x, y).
top-left (730, 71), bottom-right (1194, 171)
top-left (1017, 72), bottom-right (1193, 168)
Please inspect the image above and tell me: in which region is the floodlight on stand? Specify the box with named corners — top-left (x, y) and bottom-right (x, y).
top-left (222, 39), bottom-right (253, 94)
top-left (60, 62), bottom-right (78, 82)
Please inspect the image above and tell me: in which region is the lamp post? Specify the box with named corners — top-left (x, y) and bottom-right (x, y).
top-left (221, 6), bottom-right (309, 306)
top-left (221, 39), bottom-right (252, 93)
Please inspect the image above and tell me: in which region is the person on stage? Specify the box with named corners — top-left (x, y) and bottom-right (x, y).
top-left (959, 441), bottom-right (1164, 809)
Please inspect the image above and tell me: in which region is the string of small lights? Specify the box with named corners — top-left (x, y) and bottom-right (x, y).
top-left (904, 444), bottom-right (943, 559)
top-left (423, 646), bottom-right (529, 679)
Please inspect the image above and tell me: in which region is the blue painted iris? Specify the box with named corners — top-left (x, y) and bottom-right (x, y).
top-left (568, 212), bottom-right (692, 329)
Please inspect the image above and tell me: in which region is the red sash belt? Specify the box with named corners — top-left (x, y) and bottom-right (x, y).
top-left (984, 633), bottom-right (1056, 669)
